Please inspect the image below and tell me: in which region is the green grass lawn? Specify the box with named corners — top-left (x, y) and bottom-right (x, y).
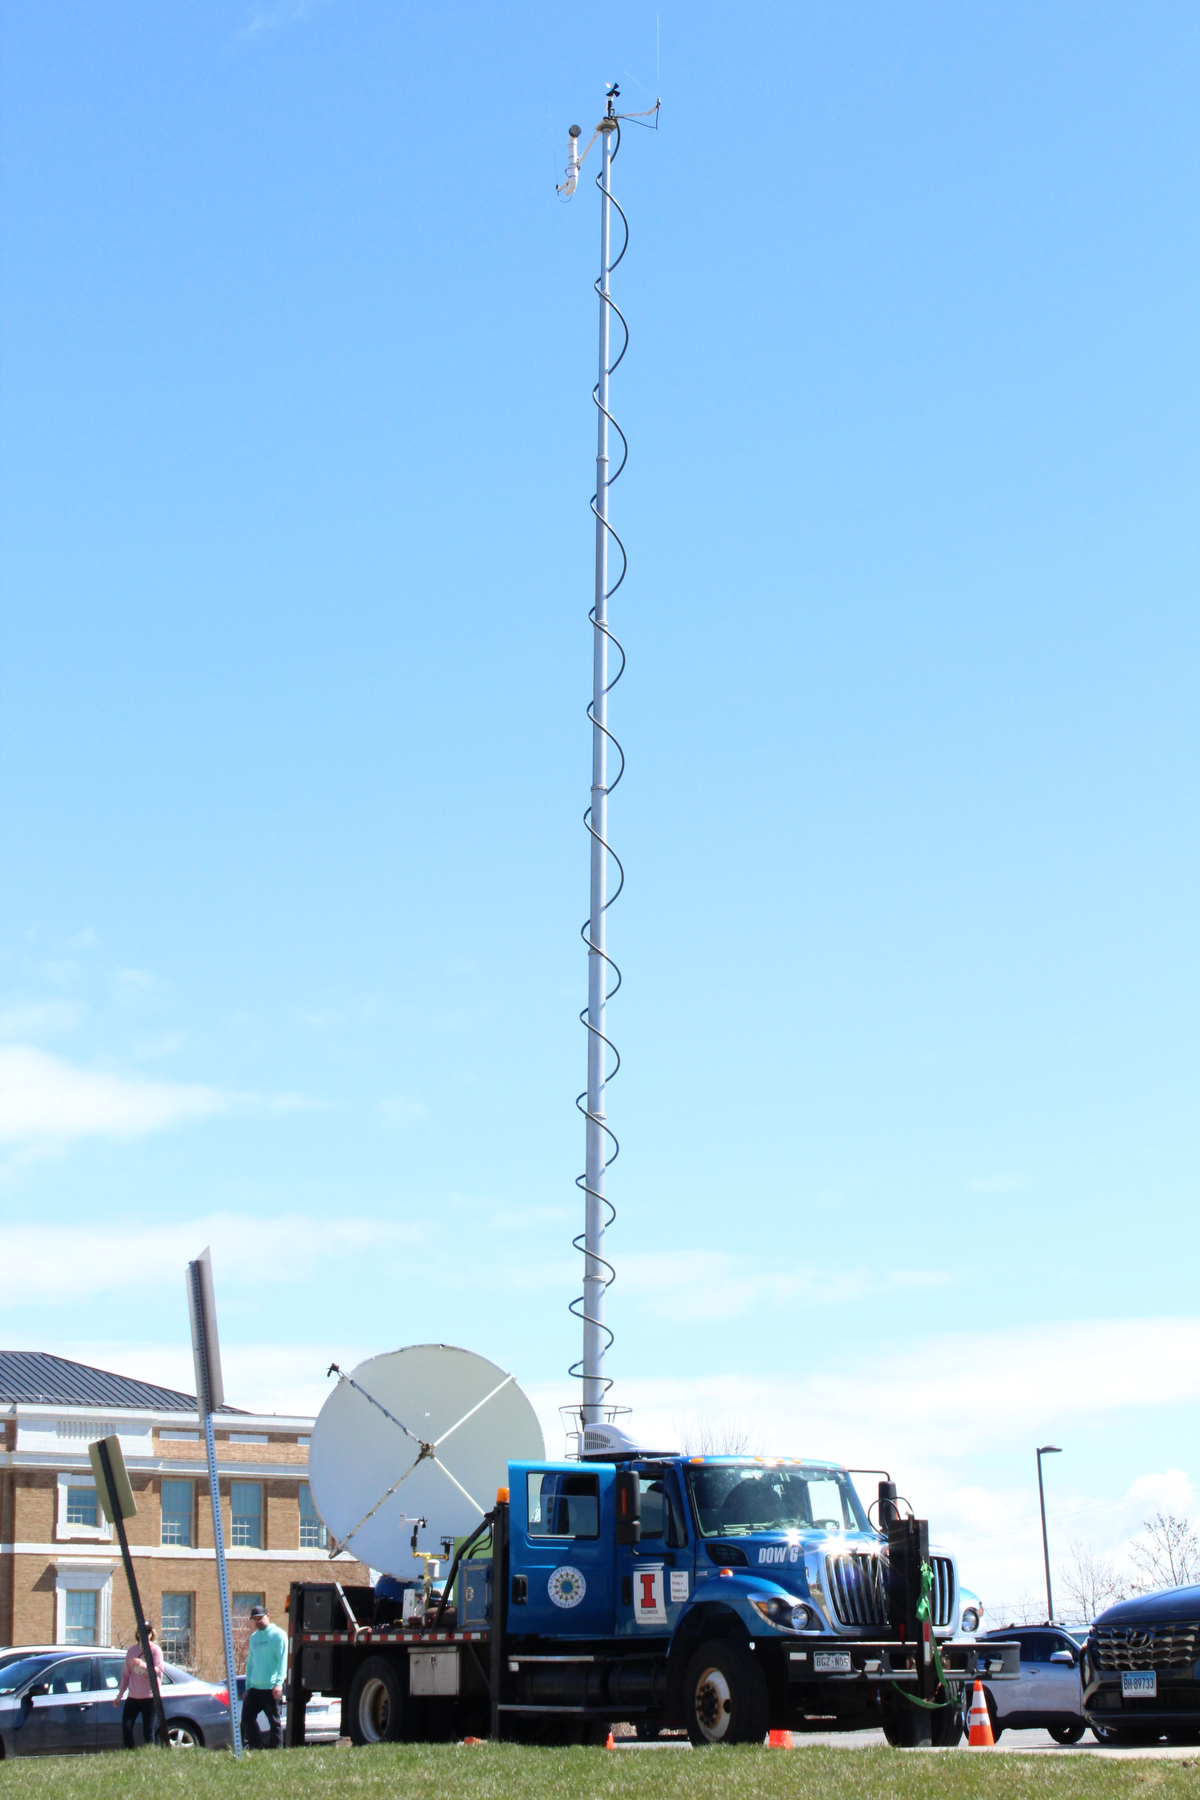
top-left (1, 1743), bottom-right (1198, 1800)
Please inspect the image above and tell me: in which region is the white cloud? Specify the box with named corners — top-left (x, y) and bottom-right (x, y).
top-left (0, 1046), bottom-right (226, 1144)
top-left (617, 1251), bottom-right (953, 1322)
top-left (394, 1241), bottom-right (954, 1321)
top-left (0, 1046), bottom-right (318, 1154)
top-left (113, 967), bottom-right (164, 1006)
top-left (0, 1213), bottom-right (429, 1302)
top-left (238, 0), bottom-right (326, 39)
top-left (0, 1001), bottom-right (85, 1041)
top-left (557, 1319), bottom-right (1200, 1462)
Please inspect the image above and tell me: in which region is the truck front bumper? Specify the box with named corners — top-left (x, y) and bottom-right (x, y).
top-left (784, 1639), bottom-right (1019, 1688)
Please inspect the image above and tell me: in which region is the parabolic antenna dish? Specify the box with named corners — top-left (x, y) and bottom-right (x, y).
top-left (308, 1345), bottom-right (544, 1577)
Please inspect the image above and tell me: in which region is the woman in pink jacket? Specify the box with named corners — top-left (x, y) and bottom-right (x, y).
top-left (114, 1624), bottom-right (164, 1748)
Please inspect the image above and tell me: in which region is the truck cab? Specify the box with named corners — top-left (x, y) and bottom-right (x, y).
top-left (505, 1447), bottom-right (965, 1744)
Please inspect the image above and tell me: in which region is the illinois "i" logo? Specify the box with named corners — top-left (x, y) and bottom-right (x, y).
top-left (634, 1564), bottom-right (666, 1624)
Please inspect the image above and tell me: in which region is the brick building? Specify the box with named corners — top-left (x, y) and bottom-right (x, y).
top-left (0, 1352), bottom-right (368, 1680)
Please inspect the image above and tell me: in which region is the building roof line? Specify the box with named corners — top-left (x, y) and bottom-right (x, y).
top-left (0, 1350), bottom-right (249, 1413)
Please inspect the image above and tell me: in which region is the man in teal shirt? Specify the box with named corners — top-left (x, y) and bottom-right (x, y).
top-left (242, 1604), bottom-right (288, 1749)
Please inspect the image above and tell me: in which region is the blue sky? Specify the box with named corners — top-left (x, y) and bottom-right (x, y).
top-left (1, 0), bottom-right (1196, 1613)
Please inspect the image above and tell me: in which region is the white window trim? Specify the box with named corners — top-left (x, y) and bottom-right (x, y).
top-left (54, 1561), bottom-right (114, 1646)
top-left (56, 1474), bottom-right (112, 1543)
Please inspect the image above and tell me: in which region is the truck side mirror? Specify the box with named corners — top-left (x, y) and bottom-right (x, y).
top-left (615, 1471), bottom-right (641, 1545)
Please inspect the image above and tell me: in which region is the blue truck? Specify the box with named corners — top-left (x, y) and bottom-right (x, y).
top-left (285, 1431), bottom-right (1016, 1749)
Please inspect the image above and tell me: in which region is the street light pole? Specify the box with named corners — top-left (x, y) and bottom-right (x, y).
top-left (1037, 1445), bottom-right (1062, 1623)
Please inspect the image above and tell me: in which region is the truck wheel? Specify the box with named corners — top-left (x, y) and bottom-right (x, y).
top-left (682, 1641), bottom-right (769, 1746)
top-left (930, 1702), bottom-right (963, 1749)
top-left (348, 1656), bottom-right (407, 1745)
top-left (882, 1703), bottom-right (964, 1748)
top-left (1048, 1721), bottom-right (1084, 1745)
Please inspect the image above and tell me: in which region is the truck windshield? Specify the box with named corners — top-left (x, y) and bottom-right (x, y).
top-left (685, 1463), bottom-right (868, 1537)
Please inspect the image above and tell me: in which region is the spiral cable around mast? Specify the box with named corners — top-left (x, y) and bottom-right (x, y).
top-left (569, 121), bottom-right (629, 1408)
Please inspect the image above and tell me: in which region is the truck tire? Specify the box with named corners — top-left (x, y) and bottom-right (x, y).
top-left (882, 1701), bottom-right (964, 1748)
top-left (348, 1656), bottom-right (407, 1745)
top-left (682, 1641), bottom-right (769, 1746)
top-left (1048, 1721), bottom-right (1084, 1745)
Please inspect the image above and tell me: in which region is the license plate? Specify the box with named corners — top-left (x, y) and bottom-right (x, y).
top-left (1121, 1672), bottom-right (1157, 1699)
top-left (814, 1652), bottom-right (852, 1673)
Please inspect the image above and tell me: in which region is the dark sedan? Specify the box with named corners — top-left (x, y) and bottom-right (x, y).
top-left (0, 1650), bottom-right (234, 1754)
top-left (1082, 1584), bottom-right (1200, 1746)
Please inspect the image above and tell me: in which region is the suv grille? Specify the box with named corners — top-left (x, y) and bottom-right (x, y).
top-left (1093, 1623), bottom-right (1200, 1672)
top-left (824, 1552), bottom-right (956, 1631)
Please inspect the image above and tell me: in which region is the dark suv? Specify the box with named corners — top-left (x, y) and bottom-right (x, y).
top-left (973, 1625), bottom-right (1086, 1743)
top-left (1082, 1585), bottom-right (1200, 1746)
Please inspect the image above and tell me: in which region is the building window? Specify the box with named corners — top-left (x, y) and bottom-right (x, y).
top-left (299, 1485), bottom-right (326, 1549)
top-left (65, 1485), bottom-right (98, 1528)
top-left (54, 1565), bottom-right (112, 1644)
top-left (161, 1593), bottom-right (193, 1664)
top-left (231, 1482), bottom-right (262, 1548)
top-left (64, 1589), bottom-right (97, 1645)
top-left (56, 1473), bottom-right (111, 1542)
top-left (161, 1479), bottom-right (193, 1547)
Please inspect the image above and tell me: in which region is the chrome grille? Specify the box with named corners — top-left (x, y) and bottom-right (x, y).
top-left (1093, 1623), bottom-right (1200, 1672)
top-left (824, 1551), bottom-right (955, 1631)
top-left (825, 1553), bottom-right (887, 1627)
top-left (929, 1556), bottom-right (955, 1629)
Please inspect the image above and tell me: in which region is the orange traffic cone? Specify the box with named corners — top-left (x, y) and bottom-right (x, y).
top-left (967, 1683), bottom-right (994, 1748)
top-left (605, 1731), bottom-right (615, 1751)
top-left (768, 1729), bottom-right (794, 1748)
top-left (461, 1736), bottom-right (484, 1747)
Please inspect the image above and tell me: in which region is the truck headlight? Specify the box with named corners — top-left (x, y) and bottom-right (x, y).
top-left (750, 1596), bottom-right (812, 1632)
top-left (961, 1608), bottom-right (981, 1633)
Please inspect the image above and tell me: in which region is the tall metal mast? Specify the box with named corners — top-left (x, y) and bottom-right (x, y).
top-left (559, 84), bottom-right (658, 1434)
top-left (583, 105), bottom-right (617, 1428)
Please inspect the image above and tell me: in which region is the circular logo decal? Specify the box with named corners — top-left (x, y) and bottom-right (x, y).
top-left (548, 1565), bottom-right (587, 1609)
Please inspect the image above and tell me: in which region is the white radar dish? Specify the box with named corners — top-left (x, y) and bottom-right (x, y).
top-left (308, 1344), bottom-right (544, 1577)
